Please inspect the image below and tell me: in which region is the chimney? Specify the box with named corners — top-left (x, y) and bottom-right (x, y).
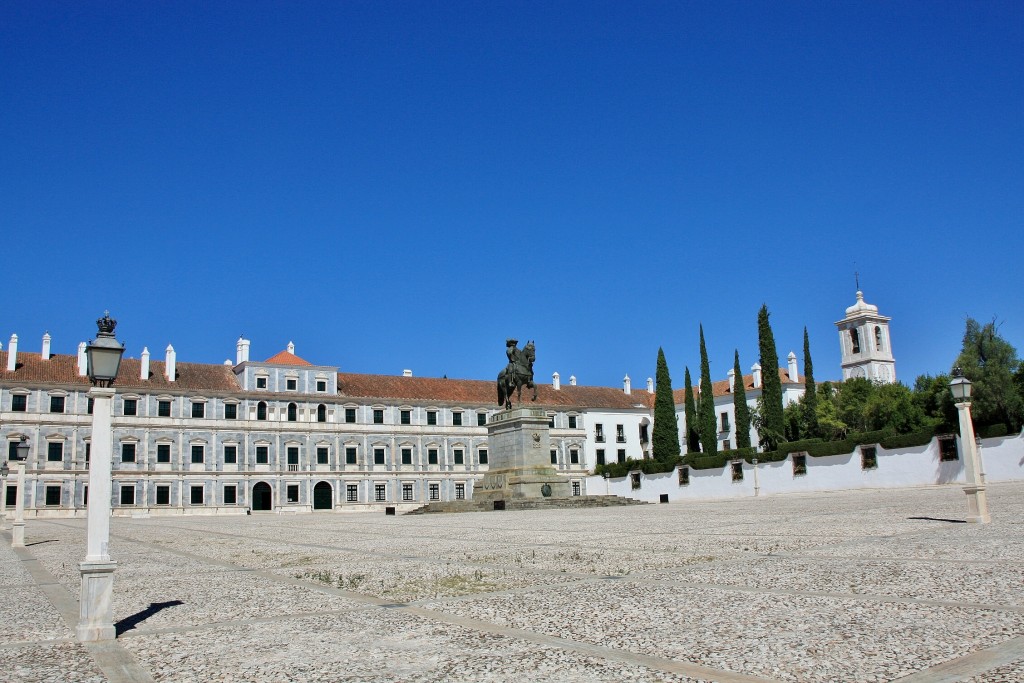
top-left (623, 375), bottom-right (631, 395)
top-left (77, 342), bottom-right (87, 376)
top-left (727, 368), bottom-right (735, 392)
top-left (165, 345), bottom-right (176, 382)
top-left (6, 334), bottom-right (17, 371)
top-left (41, 332), bottom-right (51, 360)
top-left (140, 347), bottom-right (150, 379)
top-left (287, 341), bottom-right (295, 355)
top-left (569, 375), bottom-right (577, 386)
top-left (752, 362), bottom-right (762, 389)
top-left (646, 377), bottom-right (654, 393)
top-left (224, 360), bottom-right (232, 365)
top-left (402, 369), bottom-right (413, 377)
top-left (552, 372), bottom-right (560, 390)
top-left (236, 337), bottom-right (250, 365)
top-left (787, 351), bottom-right (799, 383)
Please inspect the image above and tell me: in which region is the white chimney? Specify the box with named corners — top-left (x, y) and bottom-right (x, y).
top-left (552, 372), bottom-right (560, 390)
top-left (165, 345), bottom-right (176, 382)
top-left (752, 363), bottom-right (762, 389)
top-left (402, 369), bottom-right (413, 377)
top-left (41, 332), bottom-right (51, 360)
top-left (569, 375), bottom-right (577, 386)
top-left (646, 377), bottom-right (654, 393)
top-left (787, 351), bottom-right (799, 383)
top-left (727, 368), bottom-right (735, 392)
top-left (6, 334), bottom-right (17, 371)
top-left (623, 375), bottom-right (631, 395)
top-left (236, 337), bottom-right (250, 365)
top-left (77, 342), bottom-right (88, 376)
top-left (287, 341), bottom-right (295, 355)
top-left (224, 359), bottom-right (232, 365)
top-left (140, 347), bottom-right (150, 379)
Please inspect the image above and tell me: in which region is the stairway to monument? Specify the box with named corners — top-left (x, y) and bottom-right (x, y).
top-left (405, 495), bottom-right (647, 515)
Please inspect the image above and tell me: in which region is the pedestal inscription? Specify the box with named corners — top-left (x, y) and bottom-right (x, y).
top-left (474, 407), bottom-right (572, 501)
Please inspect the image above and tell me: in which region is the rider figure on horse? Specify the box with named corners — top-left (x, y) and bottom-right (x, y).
top-left (498, 338), bottom-right (537, 409)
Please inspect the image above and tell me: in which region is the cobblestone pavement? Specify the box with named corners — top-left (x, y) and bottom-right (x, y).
top-left (2, 482), bottom-right (1023, 682)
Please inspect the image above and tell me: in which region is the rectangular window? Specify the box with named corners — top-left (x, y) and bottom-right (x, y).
top-left (568, 415), bottom-right (577, 429)
top-left (428, 448), bottom-right (438, 465)
top-left (156, 485), bottom-right (170, 505)
top-left (429, 483), bottom-right (439, 501)
top-left (570, 449), bottom-right (579, 464)
top-left (224, 445), bottom-right (237, 464)
top-left (596, 449), bottom-right (605, 466)
top-left (455, 483), bottom-right (465, 500)
top-left (617, 449), bottom-right (626, 464)
top-left (550, 449), bottom-right (558, 465)
top-left (731, 461), bottom-right (744, 482)
top-left (121, 443), bottom-right (136, 463)
top-left (286, 378), bottom-right (297, 391)
top-left (87, 398), bottom-right (94, 414)
top-left (401, 447), bottom-right (412, 465)
top-left (452, 412), bottom-right (462, 426)
top-left (287, 485), bottom-right (299, 503)
top-left (346, 484), bottom-right (358, 502)
top-left (45, 485), bottom-right (61, 506)
top-left (400, 410), bottom-right (411, 425)
top-left (478, 448), bottom-right (488, 465)
top-left (85, 443), bottom-right (90, 462)
top-left (12, 394), bottom-right (27, 412)
top-left (631, 472), bottom-right (641, 490)
top-left (47, 442), bottom-right (63, 462)
top-left (345, 408), bottom-right (356, 423)
top-left (679, 466), bottom-right (690, 486)
top-left (572, 480), bottom-right (581, 496)
top-left (50, 396), bottom-right (65, 413)
top-left (595, 424), bottom-right (604, 442)
top-left (157, 444), bottom-right (171, 463)
top-left (191, 402), bottom-right (205, 418)
top-left (122, 398), bottom-right (137, 416)
top-left (374, 448), bottom-right (385, 465)
top-left (375, 484), bottom-right (386, 502)
top-left (722, 440), bottom-right (731, 451)
top-left (191, 445), bottom-right (204, 464)
top-left (453, 449), bottom-right (464, 465)
top-left (316, 380), bottom-right (327, 392)
top-left (720, 412), bottom-right (730, 432)
top-left (477, 412), bottom-right (487, 426)
top-left (317, 446), bottom-right (329, 465)
top-left (616, 424), bottom-right (625, 442)
top-left (120, 485), bottom-right (135, 506)
top-left (190, 485), bottom-right (204, 505)
top-left (225, 403), bottom-right (238, 420)
top-left (793, 454), bottom-right (807, 476)
top-left (427, 410), bottom-right (437, 426)
top-left (256, 376), bottom-right (268, 389)
top-left (256, 446), bottom-right (269, 464)
top-left (549, 414), bottom-right (555, 428)
top-left (402, 483), bottom-right (413, 501)
top-left (158, 400), bottom-right (171, 417)
top-left (373, 408), bottom-right (384, 424)
top-left (224, 485), bottom-right (237, 505)
top-left (345, 446), bottom-right (357, 465)
top-left (5, 484), bottom-right (15, 507)
top-left (287, 447), bottom-right (299, 467)
top-left (861, 446), bottom-right (877, 470)
top-left (939, 437), bottom-right (959, 462)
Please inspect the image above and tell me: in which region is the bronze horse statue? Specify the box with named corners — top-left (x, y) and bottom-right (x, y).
top-left (497, 340), bottom-right (537, 410)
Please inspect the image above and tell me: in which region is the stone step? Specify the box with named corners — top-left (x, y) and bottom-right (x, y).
top-left (405, 495), bottom-right (646, 515)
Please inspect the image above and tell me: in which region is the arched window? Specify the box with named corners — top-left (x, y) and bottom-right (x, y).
top-left (850, 329), bottom-right (860, 354)
top-left (875, 326), bottom-right (883, 351)
top-left (257, 401), bottom-right (267, 421)
top-left (317, 404), bottom-right (326, 423)
top-left (287, 403), bottom-right (298, 422)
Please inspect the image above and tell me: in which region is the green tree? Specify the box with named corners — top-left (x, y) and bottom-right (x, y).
top-left (802, 327), bottom-right (818, 438)
top-left (814, 381), bottom-right (848, 440)
top-left (698, 325), bottom-right (717, 455)
top-left (864, 382), bottom-right (927, 433)
top-left (757, 305), bottom-right (785, 450)
top-left (651, 347), bottom-right (681, 462)
top-left (912, 374), bottom-right (957, 432)
top-left (732, 350), bottom-right (751, 449)
top-left (835, 377), bottom-right (874, 433)
top-left (953, 317), bottom-right (1024, 432)
top-left (683, 367), bottom-right (700, 453)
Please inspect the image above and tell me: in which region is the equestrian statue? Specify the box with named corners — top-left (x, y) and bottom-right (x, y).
top-left (497, 338), bottom-right (537, 410)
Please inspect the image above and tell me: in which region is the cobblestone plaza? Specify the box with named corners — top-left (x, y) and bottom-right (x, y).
top-left (3, 483), bottom-right (1023, 682)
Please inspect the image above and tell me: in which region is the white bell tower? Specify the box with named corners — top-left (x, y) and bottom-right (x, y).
top-left (835, 289), bottom-right (896, 383)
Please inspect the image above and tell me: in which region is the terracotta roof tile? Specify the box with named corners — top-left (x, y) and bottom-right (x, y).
top-left (672, 368), bottom-right (803, 403)
top-left (263, 350), bottom-right (313, 366)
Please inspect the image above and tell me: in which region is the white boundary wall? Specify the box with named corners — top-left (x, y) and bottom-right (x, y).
top-left (586, 431), bottom-right (1024, 502)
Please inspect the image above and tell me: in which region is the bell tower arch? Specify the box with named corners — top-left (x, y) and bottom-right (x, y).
top-left (835, 289), bottom-right (896, 383)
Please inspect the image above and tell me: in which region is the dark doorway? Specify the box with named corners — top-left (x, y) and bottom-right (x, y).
top-left (252, 482), bottom-right (273, 511)
top-left (313, 481), bottom-right (333, 510)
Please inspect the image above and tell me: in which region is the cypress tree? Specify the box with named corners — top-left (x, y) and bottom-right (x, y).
top-left (732, 349), bottom-right (752, 449)
top-left (651, 347), bottom-right (681, 462)
top-left (698, 325), bottom-right (717, 455)
top-left (683, 367), bottom-right (700, 453)
top-left (757, 304), bottom-right (785, 450)
top-left (803, 327), bottom-right (819, 438)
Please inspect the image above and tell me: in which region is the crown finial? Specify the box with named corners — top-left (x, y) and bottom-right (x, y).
top-left (96, 311), bottom-right (117, 336)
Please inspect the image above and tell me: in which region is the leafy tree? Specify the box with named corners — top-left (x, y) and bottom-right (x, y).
top-left (698, 325), bottom-right (717, 455)
top-left (651, 347), bottom-right (681, 462)
top-left (912, 374), bottom-right (957, 432)
top-left (803, 327), bottom-right (819, 438)
top-left (813, 382), bottom-right (848, 440)
top-left (732, 350), bottom-right (752, 449)
top-left (835, 377), bottom-right (874, 434)
top-left (864, 382), bottom-right (927, 433)
top-left (751, 395), bottom-right (784, 451)
top-left (757, 305), bottom-right (785, 450)
top-left (953, 317), bottom-right (1024, 432)
top-left (683, 367), bottom-right (700, 453)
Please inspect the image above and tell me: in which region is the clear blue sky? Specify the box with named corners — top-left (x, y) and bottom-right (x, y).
top-left (2, 1), bottom-right (1022, 389)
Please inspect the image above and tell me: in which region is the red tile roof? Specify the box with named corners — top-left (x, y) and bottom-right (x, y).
top-left (672, 368), bottom-right (803, 403)
top-left (263, 350), bottom-right (313, 366)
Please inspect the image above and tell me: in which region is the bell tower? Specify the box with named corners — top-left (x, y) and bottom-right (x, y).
top-left (835, 289), bottom-right (896, 383)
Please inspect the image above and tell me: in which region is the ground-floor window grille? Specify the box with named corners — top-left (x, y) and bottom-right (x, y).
top-left (939, 436), bottom-right (959, 461)
top-left (156, 485), bottom-right (170, 505)
top-left (731, 461), bottom-right (744, 482)
top-left (224, 485), bottom-right (237, 505)
top-left (678, 467), bottom-right (690, 486)
top-left (402, 483), bottom-right (414, 501)
top-left (346, 484), bottom-right (358, 502)
top-left (191, 485), bottom-right (204, 505)
top-left (287, 485), bottom-right (299, 503)
top-left (45, 485), bottom-right (61, 506)
top-left (571, 480), bottom-right (581, 496)
top-left (861, 446), bottom-right (877, 470)
top-left (792, 454), bottom-right (807, 476)
top-left (455, 483), bottom-right (465, 500)
top-left (375, 484), bottom-right (386, 502)
top-left (630, 472), bottom-right (641, 489)
top-left (429, 483), bottom-right (439, 501)
top-left (120, 485), bottom-right (135, 506)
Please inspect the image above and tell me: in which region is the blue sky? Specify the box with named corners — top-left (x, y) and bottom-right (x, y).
top-left (2, 1), bottom-right (1022, 389)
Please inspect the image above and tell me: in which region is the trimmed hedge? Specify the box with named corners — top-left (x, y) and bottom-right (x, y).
top-left (879, 427), bottom-right (937, 450)
top-left (979, 423), bottom-right (1009, 439)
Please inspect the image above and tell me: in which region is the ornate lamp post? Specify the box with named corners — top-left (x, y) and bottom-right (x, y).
top-left (78, 312), bottom-right (124, 642)
top-left (9, 437), bottom-right (31, 546)
top-left (950, 367), bottom-right (990, 523)
top-left (0, 459), bottom-right (7, 531)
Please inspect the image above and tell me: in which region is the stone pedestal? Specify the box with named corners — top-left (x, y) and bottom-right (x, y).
top-left (474, 408), bottom-right (571, 501)
top-left (78, 560), bottom-right (117, 641)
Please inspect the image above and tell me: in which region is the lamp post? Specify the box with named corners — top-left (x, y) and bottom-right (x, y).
top-left (950, 367), bottom-right (990, 524)
top-left (752, 455), bottom-right (760, 497)
top-left (78, 312), bottom-right (124, 642)
top-left (0, 460), bottom-right (7, 531)
top-left (11, 437), bottom-right (29, 547)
